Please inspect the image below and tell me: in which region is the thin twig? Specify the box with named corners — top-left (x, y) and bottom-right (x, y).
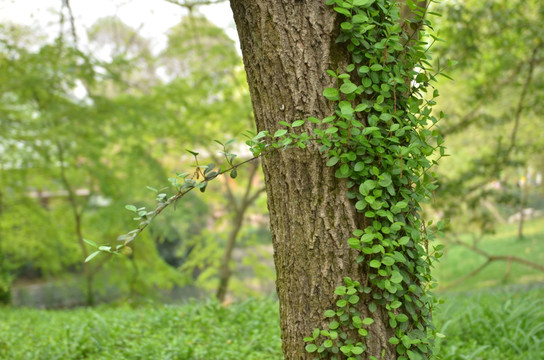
top-left (120, 152), bottom-right (265, 247)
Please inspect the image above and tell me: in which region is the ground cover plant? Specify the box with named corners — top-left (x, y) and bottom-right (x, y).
top-left (0, 298), bottom-right (282, 360)
top-left (1, 285), bottom-right (542, 360)
top-left (433, 286), bottom-right (544, 360)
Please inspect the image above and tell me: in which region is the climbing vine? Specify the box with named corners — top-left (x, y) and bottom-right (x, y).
top-left (86, 0), bottom-right (446, 359)
top-left (295, 0), bottom-right (446, 359)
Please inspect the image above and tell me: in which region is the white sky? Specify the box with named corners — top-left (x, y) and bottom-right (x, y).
top-left (0, 0), bottom-right (238, 52)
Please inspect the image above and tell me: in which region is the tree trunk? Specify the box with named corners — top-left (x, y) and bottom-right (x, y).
top-left (57, 142), bottom-right (95, 306)
top-left (230, 2), bottom-right (395, 358)
top-left (216, 160), bottom-right (264, 302)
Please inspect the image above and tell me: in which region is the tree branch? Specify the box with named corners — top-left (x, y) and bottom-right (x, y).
top-left (164, 0), bottom-right (227, 10)
top-left (505, 44), bottom-right (540, 158)
top-left (443, 237), bottom-right (544, 290)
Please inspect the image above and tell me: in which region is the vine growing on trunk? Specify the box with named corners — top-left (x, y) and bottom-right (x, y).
top-left (299, 0), bottom-right (446, 359)
top-left (86, 0), bottom-right (446, 358)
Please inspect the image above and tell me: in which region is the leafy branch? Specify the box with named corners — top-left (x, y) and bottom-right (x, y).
top-left (84, 126), bottom-right (313, 262)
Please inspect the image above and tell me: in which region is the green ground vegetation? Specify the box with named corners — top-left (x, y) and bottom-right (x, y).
top-left (1, 220), bottom-right (543, 360)
top-left (1, 287), bottom-right (542, 360)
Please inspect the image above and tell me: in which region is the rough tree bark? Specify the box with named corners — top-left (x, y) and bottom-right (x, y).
top-left (230, 2), bottom-right (404, 359)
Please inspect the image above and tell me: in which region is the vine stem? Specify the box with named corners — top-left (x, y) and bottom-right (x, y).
top-left (120, 151), bottom-right (266, 248)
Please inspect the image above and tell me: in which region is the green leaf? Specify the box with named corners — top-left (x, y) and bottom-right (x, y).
top-left (354, 162), bottom-right (365, 172)
top-left (305, 344), bottom-right (318, 353)
top-left (340, 82), bottom-right (358, 94)
top-left (83, 238), bottom-right (98, 248)
top-left (292, 120), bottom-right (305, 127)
top-left (396, 314), bottom-right (409, 322)
top-left (369, 260), bottom-right (381, 268)
top-left (355, 103), bottom-right (368, 112)
top-left (359, 180), bottom-right (376, 195)
top-left (352, 14), bottom-right (369, 23)
top-left (84, 251), bottom-right (100, 263)
top-left (325, 309), bottom-right (336, 317)
top-left (363, 126), bottom-right (379, 135)
top-left (334, 286), bottom-right (347, 295)
top-left (125, 205), bottom-right (137, 212)
top-left (339, 101), bottom-right (354, 116)
top-left (340, 345), bottom-right (352, 355)
top-left (390, 300), bottom-right (402, 309)
top-left (186, 149), bottom-right (199, 157)
top-left (399, 236), bottom-right (410, 245)
top-left (348, 295), bottom-right (360, 304)
top-left (333, 7), bottom-right (352, 17)
top-left (274, 129), bottom-right (288, 137)
top-left (361, 233), bottom-right (374, 243)
top-left (339, 163), bottom-right (350, 176)
top-left (390, 271), bottom-right (403, 284)
top-left (352, 346), bottom-right (364, 355)
top-left (326, 157), bottom-right (340, 167)
top-left (389, 337), bottom-right (400, 345)
top-left (362, 317), bottom-right (374, 325)
top-left (353, 0), bottom-right (375, 7)
top-left (382, 256), bottom-right (395, 266)
top-left (370, 64), bottom-right (383, 71)
top-left (355, 200), bottom-right (366, 211)
top-left (324, 87), bottom-right (340, 101)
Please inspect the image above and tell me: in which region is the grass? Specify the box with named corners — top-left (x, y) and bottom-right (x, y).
top-left (434, 286), bottom-right (544, 360)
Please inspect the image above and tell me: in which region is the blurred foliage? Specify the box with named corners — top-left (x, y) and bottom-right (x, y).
top-left (432, 0), bottom-right (544, 237)
top-left (0, 10), bottom-right (268, 305)
top-left (435, 218), bottom-right (544, 291)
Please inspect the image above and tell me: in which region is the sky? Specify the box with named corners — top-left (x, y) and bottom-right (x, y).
top-left (0, 0), bottom-right (238, 52)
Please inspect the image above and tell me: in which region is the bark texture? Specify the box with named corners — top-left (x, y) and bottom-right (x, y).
top-left (230, 2), bottom-right (395, 359)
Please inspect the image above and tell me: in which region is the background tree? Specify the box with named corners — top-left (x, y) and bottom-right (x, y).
top-left (430, 0), bottom-right (544, 287)
top-left (0, 21), bottom-right (180, 305)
